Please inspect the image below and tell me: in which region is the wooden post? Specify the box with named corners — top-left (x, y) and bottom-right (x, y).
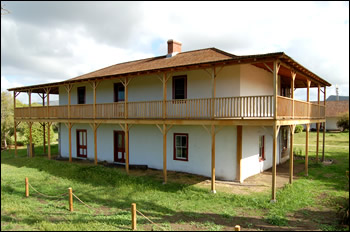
top-left (125, 123), bottom-right (129, 174)
top-left (318, 84), bottom-right (321, 118)
top-left (305, 124), bottom-right (309, 176)
top-left (42, 94), bottom-right (46, 154)
top-left (46, 88), bottom-right (50, 118)
top-left (68, 187), bottom-right (73, 212)
top-left (291, 71), bottom-right (296, 118)
top-left (271, 123), bottom-right (278, 202)
top-left (163, 124), bottom-right (167, 184)
top-left (131, 203), bottom-right (136, 231)
top-left (29, 122), bottom-right (33, 158)
top-left (65, 84), bottom-right (73, 119)
top-left (236, 126), bottom-right (243, 183)
top-left (47, 122), bottom-right (51, 159)
top-left (124, 78), bottom-right (129, 119)
top-left (273, 61), bottom-right (280, 119)
top-left (69, 123), bottom-right (72, 162)
top-left (211, 124), bottom-right (216, 193)
top-left (25, 177), bottom-right (29, 197)
top-left (163, 73), bottom-right (167, 119)
top-left (14, 91), bottom-right (19, 157)
top-left (14, 122), bottom-right (18, 157)
top-left (316, 123), bottom-right (320, 163)
top-left (322, 122), bottom-right (326, 162)
top-left (307, 80), bottom-right (311, 117)
top-left (289, 125), bottom-right (295, 184)
top-left (94, 123), bottom-right (98, 165)
top-left (28, 90), bottom-right (32, 117)
top-left (211, 67), bottom-right (216, 119)
top-left (234, 225), bottom-right (241, 231)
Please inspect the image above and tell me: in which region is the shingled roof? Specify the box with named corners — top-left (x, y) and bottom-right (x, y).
top-left (313, 100), bottom-right (349, 117)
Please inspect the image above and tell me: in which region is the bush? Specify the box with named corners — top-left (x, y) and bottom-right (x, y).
top-left (337, 113), bottom-right (349, 132)
top-left (294, 125), bottom-right (304, 133)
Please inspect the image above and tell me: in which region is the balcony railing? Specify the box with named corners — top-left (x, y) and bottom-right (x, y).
top-left (14, 95), bottom-right (325, 120)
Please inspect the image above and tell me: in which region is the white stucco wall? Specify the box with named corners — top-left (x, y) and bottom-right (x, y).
top-left (239, 64), bottom-right (274, 96)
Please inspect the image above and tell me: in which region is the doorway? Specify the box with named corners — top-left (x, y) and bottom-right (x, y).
top-left (114, 130), bottom-right (125, 163)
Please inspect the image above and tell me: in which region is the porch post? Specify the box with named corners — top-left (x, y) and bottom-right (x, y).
top-left (163, 73), bottom-right (167, 119)
top-left (29, 122), bottom-right (33, 158)
top-left (47, 122), bottom-right (51, 159)
top-left (211, 124), bottom-right (216, 193)
top-left (163, 124), bottom-right (167, 183)
top-left (125, 123), bottom-right (129, 174)
top-left (316, 123), bottom-right (320, 163)
top-left (14, 121), bottom-right (17, 157)
top-left (14, 91), bottom-right (18, 157)
top-left (94, 123), bottom-right (98, 165)
top-left (271, 123), bottom-right (279, 202)
top-left (291, 71), bottom-right (296, 118)
top-left (322, 86), bottom-right (326, 162)
top-left (289, 125), bottom-right (295, 184)
top-left (236, 125), bottom-right (243, 183)
top-left (69, 123), bottom-right (72, 162)
top-left (211, 67), bottom-right (216, 119)
top-left (42, 94), bottom-right (46, 154)
top-left (307, 80), bottom-right (311, 117)
top-left (305, 124), bottom-right (310, 176)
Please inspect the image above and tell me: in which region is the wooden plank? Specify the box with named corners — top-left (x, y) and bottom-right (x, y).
top-left (236, 125), bottom-right (243, 183)
top-left (211, 124), bottom-right (216, 193)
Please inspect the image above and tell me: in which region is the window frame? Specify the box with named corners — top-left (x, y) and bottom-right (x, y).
top-left (114, 82), bottom-right (125, 102)
top-left (172, 75), bottom-right (187, 100)
top-left (76, 129), bottom-right (87, 158)
top-left (259, 135), bottom-right (265, 162)
top-left (173, 133), bottom-right (189, 161)
top-left (77, 86), bottom-right (86, 104)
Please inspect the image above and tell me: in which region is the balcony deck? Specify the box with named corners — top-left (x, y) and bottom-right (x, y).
top-left (14, 96), bottom-right (325, 122)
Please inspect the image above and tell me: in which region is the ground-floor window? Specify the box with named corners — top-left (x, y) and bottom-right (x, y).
top-left (259, 135), bottom-right (265, 161)
top-left (174, 133), bottom-right (188, 161)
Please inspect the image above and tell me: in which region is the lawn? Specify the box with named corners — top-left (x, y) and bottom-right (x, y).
top-left (1, 132), bottom-right (349, 231)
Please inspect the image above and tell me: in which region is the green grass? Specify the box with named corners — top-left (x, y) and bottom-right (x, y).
top-left (1, 132), bottom-right (349, 231)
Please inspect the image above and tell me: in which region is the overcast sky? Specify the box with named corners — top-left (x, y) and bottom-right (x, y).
top-left (1, 1), bottom-right (349, 103)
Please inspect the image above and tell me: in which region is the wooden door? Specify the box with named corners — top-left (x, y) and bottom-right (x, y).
top-left (77, 129), bottom-right (87, 158)
top-left (114, 131), bottom-right (125, 163)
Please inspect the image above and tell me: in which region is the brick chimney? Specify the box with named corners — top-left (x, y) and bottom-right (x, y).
top-left (167, 39), bottom-right (182, 57)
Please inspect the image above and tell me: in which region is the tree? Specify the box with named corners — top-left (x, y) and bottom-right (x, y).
top-left (337, 113), bottom-right (349, 132)
top-left (1, 91), bottom-right (14, 149)
top-left (23, 122), bottom-right (55, 147)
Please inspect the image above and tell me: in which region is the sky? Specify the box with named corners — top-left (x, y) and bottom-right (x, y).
top-left (1, 1), bottom-right (349, 104)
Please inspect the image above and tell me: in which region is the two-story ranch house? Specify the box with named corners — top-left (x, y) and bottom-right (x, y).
top-left (9, 40), bottom-right (331, 201)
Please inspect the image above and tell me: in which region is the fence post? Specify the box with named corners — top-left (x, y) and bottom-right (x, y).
top-left (235, 225), bottom-right (241, 231)
top-left (25, 177), bottom-right (29, 197)
top-left (131, 203), bottom-right (136, 231)
top-left (68, 187), bottom-right (73, 212)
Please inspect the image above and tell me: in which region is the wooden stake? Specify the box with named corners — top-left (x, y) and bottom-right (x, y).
top-left (68, 187), bottom-right (73, 212)
top-left (236, 125), bottom-right (243, 183)
top-left (235, 225), bottom-right (241, 231)
top-left (25, 177), bottom-right (29, 197)
top-left (211, 124), bottom-right (216, 193)
top-left (131, 203), bottom-right (136, 231)
top-left (305, 124), bottom-right (309, 176)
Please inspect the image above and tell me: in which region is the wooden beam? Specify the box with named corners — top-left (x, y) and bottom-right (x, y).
top-left (273, 61), bottom-right (280, 119)
top-left (47, 122), bottom-right (52, 159)
top-left (289, 124), bottom-right (295, 184)
top-left (125, 77), bottom-right (128, 119)
top-left (94, 123), bottom-right (98, 165)
top-left (69, 122), bottom-right (72, 162)
top-left (291, 71), bottom-right (296, 119)
top-left (307, 80), bottom-right (311, 117)
top-left (263, 63), bottom-right (273, 73)
top-left (211, 124), bottom-right (216, 193)
top-left (316, 123), bottom-right (319, 163)
top-left (236, 125), bottom-right (243, 183)
top-left (14, 121), bottom-right (17, 157)
top-left (305, 124), bottom-right (309, 176)
top-left (28, 122), bottom-right (33, 158)
top-left (322, 122), bottom-right (326, 162)
top-left (163, 73), bottom-right (167, 119)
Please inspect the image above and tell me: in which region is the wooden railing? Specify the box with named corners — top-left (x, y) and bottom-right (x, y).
top-left (14, 95), bottom-right (325, 120)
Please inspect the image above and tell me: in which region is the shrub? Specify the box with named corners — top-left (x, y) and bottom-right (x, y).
top-left (294, 125), bottom-right (304, 133)
top-left (337, 113), bottom-right (349, 132)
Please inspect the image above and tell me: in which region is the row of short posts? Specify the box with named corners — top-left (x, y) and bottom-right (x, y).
top-left (25, 178), bottom-right (240, 231)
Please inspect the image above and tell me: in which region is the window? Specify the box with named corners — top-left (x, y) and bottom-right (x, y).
top-left (259, 135), bottom-right (265, 161)
top-left (172, 75), bottom-right (187, 99)
top-left (77, 87), bottom-right (86, 104)
top-left (76, 129), bottom-right (87, 158)
top-left (174, 133), bottom-right (188, 161)
top-left (114, 83), bottom-right (125, 102)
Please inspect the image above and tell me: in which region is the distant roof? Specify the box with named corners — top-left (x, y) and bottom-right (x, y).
top-left (313, 100), bottom-right (349, 117)
top-left (7, 47), bottom-right (332, 93)
top-left (326, 95), bottom-right (349, 101)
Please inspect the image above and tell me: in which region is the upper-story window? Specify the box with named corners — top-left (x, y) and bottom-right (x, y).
top-left (77, 87), bottom-right (86, 104)
top-left (172, 75), bottom-right (187, 100)
top-left (114, 83), bottom-right (125, 102)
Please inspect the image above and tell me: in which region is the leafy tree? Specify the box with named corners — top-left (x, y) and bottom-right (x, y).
top-left (294, 124), bottom-right (304, 133)
top-left (1, 91), bottom-right (14, 149)
top-left (337, 113), bottom-right (349, 132)
top-left (23, 122), bottom-right (55, 146)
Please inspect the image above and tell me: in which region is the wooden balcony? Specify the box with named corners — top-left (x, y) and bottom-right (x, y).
top-left (14, 95), bottom-right (325, 121)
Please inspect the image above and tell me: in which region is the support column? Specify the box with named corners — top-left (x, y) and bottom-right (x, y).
top-left (29, 122), bottom-right (33, 158)
top-left (211, 124), bottom-right (216, 193)
top-left (322, 86), bottom-right (326, 162)
top-left (316, 123), bottom-right (320, 163)
top-left (65, 84), bottom-right (73, 119)
top-left (273, 61), bottom-right (280, 119)
top-left (307, 80), bottom-right (311, 117)
top-left (305, 124), bottom-right (310, 176)
top-left (211, 67), bottom-right (216, 119)
top-left (163, 124), bottom-right (167, 183)
top-left (68, 123), bottom-right (72, 162)
top-left (14, 122), bottom-right (18, 157)
top-left (13, 91), bottom-right (20, 157)
top-left (94, 123), bottom-right (98, 165)
top-left (125, 123), bottom-right (129, 174)
top-left (291, 71), bottom-right (296, 118)
top-left (47, 122), bottom-right (51, 159)
top-left (271, 123), bottom-right (279, 202)
top-left (236, 125), bottom-right (243, 183)
top-left (289, 125), bottom-right (295, 184)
